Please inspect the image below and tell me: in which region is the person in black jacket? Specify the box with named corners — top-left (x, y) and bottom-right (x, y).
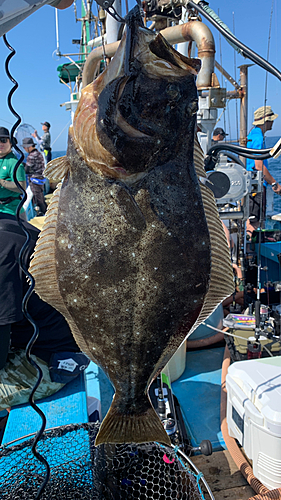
top-left (0, 213), bottom-right (89, 412)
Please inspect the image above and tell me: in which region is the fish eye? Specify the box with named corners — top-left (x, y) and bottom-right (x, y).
top-left (165, 83), bottom-right (180, 101)
top-left (186, 100), bottom-right (198, 116)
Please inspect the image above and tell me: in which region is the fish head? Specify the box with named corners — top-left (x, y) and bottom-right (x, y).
top-left (72, 6), bottom-right (201, 180)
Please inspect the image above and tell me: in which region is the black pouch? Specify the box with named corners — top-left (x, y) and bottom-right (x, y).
top-left (48, 352), bottom-right (90, 384)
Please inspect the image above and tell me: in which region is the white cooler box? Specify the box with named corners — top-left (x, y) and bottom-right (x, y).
top-left (226, 356), bottom-right (281, 490)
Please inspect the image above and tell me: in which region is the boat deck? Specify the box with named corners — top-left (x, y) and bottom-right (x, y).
top-left (192, 450), bottom-right (255, 499)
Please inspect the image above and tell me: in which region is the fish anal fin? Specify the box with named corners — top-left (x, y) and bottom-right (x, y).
top-left (95, 404), bottom-right (170, 447)
top-left (44, 156), bottom-right (70, 181)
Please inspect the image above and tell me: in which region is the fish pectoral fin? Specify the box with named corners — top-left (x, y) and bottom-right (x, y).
top-left (44, 156), bottom-right (70, 181)
top-left (95, 402), bottom-right (170, 446)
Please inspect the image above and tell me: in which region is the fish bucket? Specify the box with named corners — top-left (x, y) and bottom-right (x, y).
top-left (0, 422), bottom-right (207, 499)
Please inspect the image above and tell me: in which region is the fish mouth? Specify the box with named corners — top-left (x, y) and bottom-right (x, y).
top-left (95, 6), bottom-right (201, 174)
top-left (73, 6), bottom-right (200, 178)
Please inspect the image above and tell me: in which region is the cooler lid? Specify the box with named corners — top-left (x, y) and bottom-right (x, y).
top-left (228, 356), bottom-right (281, 426)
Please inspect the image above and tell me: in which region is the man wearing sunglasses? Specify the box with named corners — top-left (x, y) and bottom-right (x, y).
top-left (0, 127), bottom-right (26, 217)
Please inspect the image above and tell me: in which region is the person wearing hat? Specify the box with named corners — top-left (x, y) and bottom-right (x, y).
top-left (32, 121), bottom-right (52, 164)
top-left (22, 137), bottom-right (47, 215)
top-left (0, 127), bottom-right (26, 217)
top-left (212, 127), bottom-right (228, 144)
top-left (246, 106), bottom-right (281, 236)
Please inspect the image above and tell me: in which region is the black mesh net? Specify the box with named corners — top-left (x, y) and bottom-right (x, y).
top-left (0, 422), bottom-right (205, 500)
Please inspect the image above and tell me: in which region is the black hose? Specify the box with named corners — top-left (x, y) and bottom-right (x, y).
top-left (207, 142), bottom-right (272, 161)
top-left (3, 34), bottom-right (50, 500)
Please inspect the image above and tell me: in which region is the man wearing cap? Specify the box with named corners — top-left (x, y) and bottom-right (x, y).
top-left (212, 127), bottom-right (228, 144)
top-left (22, 137), bottom-right (47, 215)
top-left (32, 122), bottom-right (52, 164)
top-left (246, 106), bottom-right (281, 235)
top-left (0, 127), bottom-right (26, 217)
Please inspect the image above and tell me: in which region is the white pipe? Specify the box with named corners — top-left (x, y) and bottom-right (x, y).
top-left (106, 0), bottom-right (122, 45)
top-left (82, 20), bottom-right (215, 89)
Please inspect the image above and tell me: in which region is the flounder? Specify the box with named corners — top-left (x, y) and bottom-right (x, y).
top-left (29, 7), bottom-right (233, 447)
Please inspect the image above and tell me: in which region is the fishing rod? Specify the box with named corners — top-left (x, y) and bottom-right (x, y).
top-left (192, 0), bottom-right (281, 351)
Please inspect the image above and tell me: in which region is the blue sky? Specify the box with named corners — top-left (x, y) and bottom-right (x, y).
top-left (0, 0), bottom-right (280, 151)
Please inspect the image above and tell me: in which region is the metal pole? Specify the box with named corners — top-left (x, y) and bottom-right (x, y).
top-left (239, 64), bottom-right (253, 165)
top-left (55, 9), bottom-right (61, 56)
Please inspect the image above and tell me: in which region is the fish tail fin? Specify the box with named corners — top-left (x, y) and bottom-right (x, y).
top-left (95, 401), bottom-right (170, 447)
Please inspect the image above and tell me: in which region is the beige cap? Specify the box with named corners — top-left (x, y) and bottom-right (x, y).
top-left (253, 106), bottom-right (278, 126)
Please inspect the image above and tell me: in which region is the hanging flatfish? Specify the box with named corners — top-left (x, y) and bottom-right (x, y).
top-left (29, 7), bottom-right (233, 447)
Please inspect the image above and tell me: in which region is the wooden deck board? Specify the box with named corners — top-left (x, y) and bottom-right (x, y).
top-left (192, 450), bottom-right (256, 499)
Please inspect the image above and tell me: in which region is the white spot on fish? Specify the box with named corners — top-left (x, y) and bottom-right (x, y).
top-left (154, 267), bottom-right (158, 270)
top-left (88, 253), bottom-right (92, 257)
top-left (114, 361), bottom-right (117, 364)
top-left (89, 213), bottom-right (92, 217)
top-left (61, 239), bottom-right (65, 244)
top-left (95, 314), bottom-right (98, 318)
top-left (202, 241), bottom-right (205, 245)
top-left (115, 289), bottom-right (118, 293)
top-left (194, 300), bottom-right (197, 303)
top-left (74, 259), bottom-right (78, 263)
top-left (85, 275), bottom-right (88, 279)
top-left (136, 332), bottom-right (140, 335)
top-left (154, 286), bottom-right (157, 289)
top-left (132, 252), bottom-right (135, 257)
top-left (92, 347), bottom-right (96, 350)
top-left (104, 243), bottom-right (108, 246)
top-left (91, 196), bottom-right (95, 200)
top-left (93, 229), bottom-right (95, 233)
top-left (68, 244), bottom-right (72, 249)
top-left (111, 342), bottom-right (114, 345)
top-left (74, 299), bottom-right (77, 303)
top-left (142, 278), bottom-right (145, 281)
top-left (96, 283), bottom-right (99, 286)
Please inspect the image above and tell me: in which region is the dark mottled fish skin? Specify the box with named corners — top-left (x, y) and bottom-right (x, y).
top-left (55, 130), bottom-right (210, 441)
top-left (29, 8), bottom-right (213, 446)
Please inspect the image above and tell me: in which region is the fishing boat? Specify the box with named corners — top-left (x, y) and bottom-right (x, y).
top-left (0, 1), bottom-right (281, 499)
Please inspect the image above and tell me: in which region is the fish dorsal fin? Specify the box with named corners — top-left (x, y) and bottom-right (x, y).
top-left (29, 182), bottom-right (90, 355)
top-left (44, 156), bottom-right (70, 181)
top-left (190, 135), bottom-right (234, 332)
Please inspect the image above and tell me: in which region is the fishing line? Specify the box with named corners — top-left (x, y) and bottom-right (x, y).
top-left (3, 34), bottom-right (50, 499)
top-left (232, 12), bottom-right (239, 143)
top-left (255, 0), bottom-right (275, 325)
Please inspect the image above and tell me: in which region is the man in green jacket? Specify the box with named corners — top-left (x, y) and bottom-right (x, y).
top-left (0, 127), bottom-right (26, 217)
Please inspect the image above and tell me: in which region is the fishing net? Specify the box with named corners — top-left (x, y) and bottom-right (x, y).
top-left (0, 422), bottom-right (205, 500)
top-left (14, 123), bottom-right (36, 155)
